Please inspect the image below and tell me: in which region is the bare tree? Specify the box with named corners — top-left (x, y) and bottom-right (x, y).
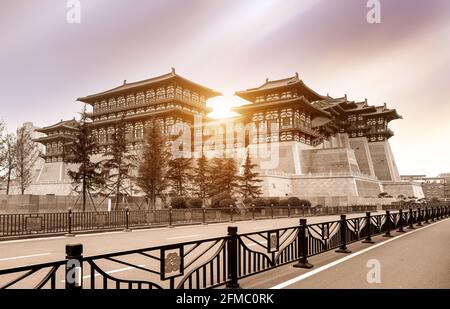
top-left (15, 126), bottom-right (39, 194)
top-left (3, 134), bottom-right (17, 195)
top-left (0, 119), bottom-right (6, 168)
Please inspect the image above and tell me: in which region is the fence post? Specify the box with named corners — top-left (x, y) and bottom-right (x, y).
top-left (287, 204), bottom-right (291, 218)
top-left (362, 212), bottom-right (375, 243)
top-left (226, 226), bottom-right (239, 288)
top-left (302, 206), bottom-right (305, 217)
top-left (397, 209), bottom-right (405, 233)
top-left (294, 219), bottom-right (313, 268)
top-left (168, 206), bottom-right (173, 228)
top-left (252, 204), bottom-right (255, 221)
top-left (417, 208), bottom-right (422, 226)
top-left (383, 210), bottom-right (393, 237)
top-left (124, 207), bottom-right (131, 232)
top-left (407, 208), bottom-right (415, 229)
top-left (424, 207), bottom-right (429, 224)
top-left (202, 206), bottom-right (206, 225)
top-left (230, 205), bottom-right (234, 222)
top-left (271, 204), bottom-right (274, 219)
top-left (335, 214), bottom-right (351, 253)
top-left (430, 207), bottom-right (435, 222)
top-left (65, 244), bottom-right (83, 290)
top-left (65, 209), bottom-right (75, 237)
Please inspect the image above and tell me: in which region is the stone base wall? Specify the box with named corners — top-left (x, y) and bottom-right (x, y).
top-left (382, 181), bottom-right (425, 199)
top-left (301, 196), bottom-right (396, 207)
top-left (259, 173), bottom-right (388, 206)
top-left (291, 176), bottom-right (359, 197)
top-left (300, 147), bottom-right (361, 175)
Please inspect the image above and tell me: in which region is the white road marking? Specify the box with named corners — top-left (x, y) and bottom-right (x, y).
top-left (0, 253), bottom-right (51, 261)
top-left (270, 218), bottom-right (448, 289)
top-left (167, 234), bottom-right (200, 240)
top-left (61, 264), bottom-right (146, 282)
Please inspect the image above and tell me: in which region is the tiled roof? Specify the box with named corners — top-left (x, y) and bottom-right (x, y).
top-left (77, 68), bottom-right (221, 103)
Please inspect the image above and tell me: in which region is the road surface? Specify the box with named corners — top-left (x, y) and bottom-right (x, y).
top-left (238, 217), bottom-right (450, 289)
top-left (0, 211), bottom-right (385, 269)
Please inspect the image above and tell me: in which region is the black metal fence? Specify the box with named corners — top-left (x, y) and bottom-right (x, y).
top-left (0, 205), bottom-right (377, 238)
top-left (0, 205), bottom-right (448, 289)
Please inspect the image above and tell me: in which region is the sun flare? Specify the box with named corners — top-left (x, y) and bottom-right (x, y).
top-left (206, 95), bottom-right (249, 119)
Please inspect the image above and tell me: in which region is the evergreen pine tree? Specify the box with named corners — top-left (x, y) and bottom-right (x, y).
top-left (192, 155), bottom-right (209, 199)
top-left (167, 156), bottom-right (192, 196)
top-left (238, 150), bottom-right (262, 199)
top-left (64, 108), bottom-right (105, 211)
top-left (207, 157), bottom-right (224, 197)
top-left (222, 157), bottom-right (240, 195)
top-left (208, 156), bottom-right (239, 197)
top-left (136, 123), bottom-right (170, 209)
top-left (102, 117), bottom-right (136, 210)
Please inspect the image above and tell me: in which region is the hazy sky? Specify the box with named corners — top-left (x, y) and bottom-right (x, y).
top-left (0, 0), bottom-right (449, 176)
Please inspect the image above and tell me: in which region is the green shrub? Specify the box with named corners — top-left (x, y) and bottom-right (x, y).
top-left (243, 197), bottom-right (254, 206)
top-left (299, 199), bottom-right (311, 207)
top-left (170, 196), bottom-right (187, 209)
top-left (279, 199), bottom-right (290, 207)
top-left (251, 197), bottom-right (268, 207)
top-left (211, 192), bottom-right (232, 208)
top-left (267, 197), bottom-right (279, 207)
top-left (219, 198), bottom-right (236, 208)
top-left (187, 197), bottom-right (203, 208)
top-left (287, 197), bottom-right (301, 206)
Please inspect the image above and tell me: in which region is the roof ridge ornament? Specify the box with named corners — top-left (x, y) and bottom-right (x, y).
top-left (171, 67), bottom-right (176, 74)
top-left (265, 78), bottom-right (269, 83)
top-left (123, 80), bottom-right (127, 85)
top-left (295, 72), bottom-right (299, 78)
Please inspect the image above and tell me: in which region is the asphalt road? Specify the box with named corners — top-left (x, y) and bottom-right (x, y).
top-left (0, 211), bottom-right (384, 269)
top-left (239, 217), bottom-right (450, 289)
top-left (0, 211), bottom-right (393, 289)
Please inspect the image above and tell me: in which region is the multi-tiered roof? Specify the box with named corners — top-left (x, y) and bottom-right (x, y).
top-left (233, 74), bottom-right (401, 143)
